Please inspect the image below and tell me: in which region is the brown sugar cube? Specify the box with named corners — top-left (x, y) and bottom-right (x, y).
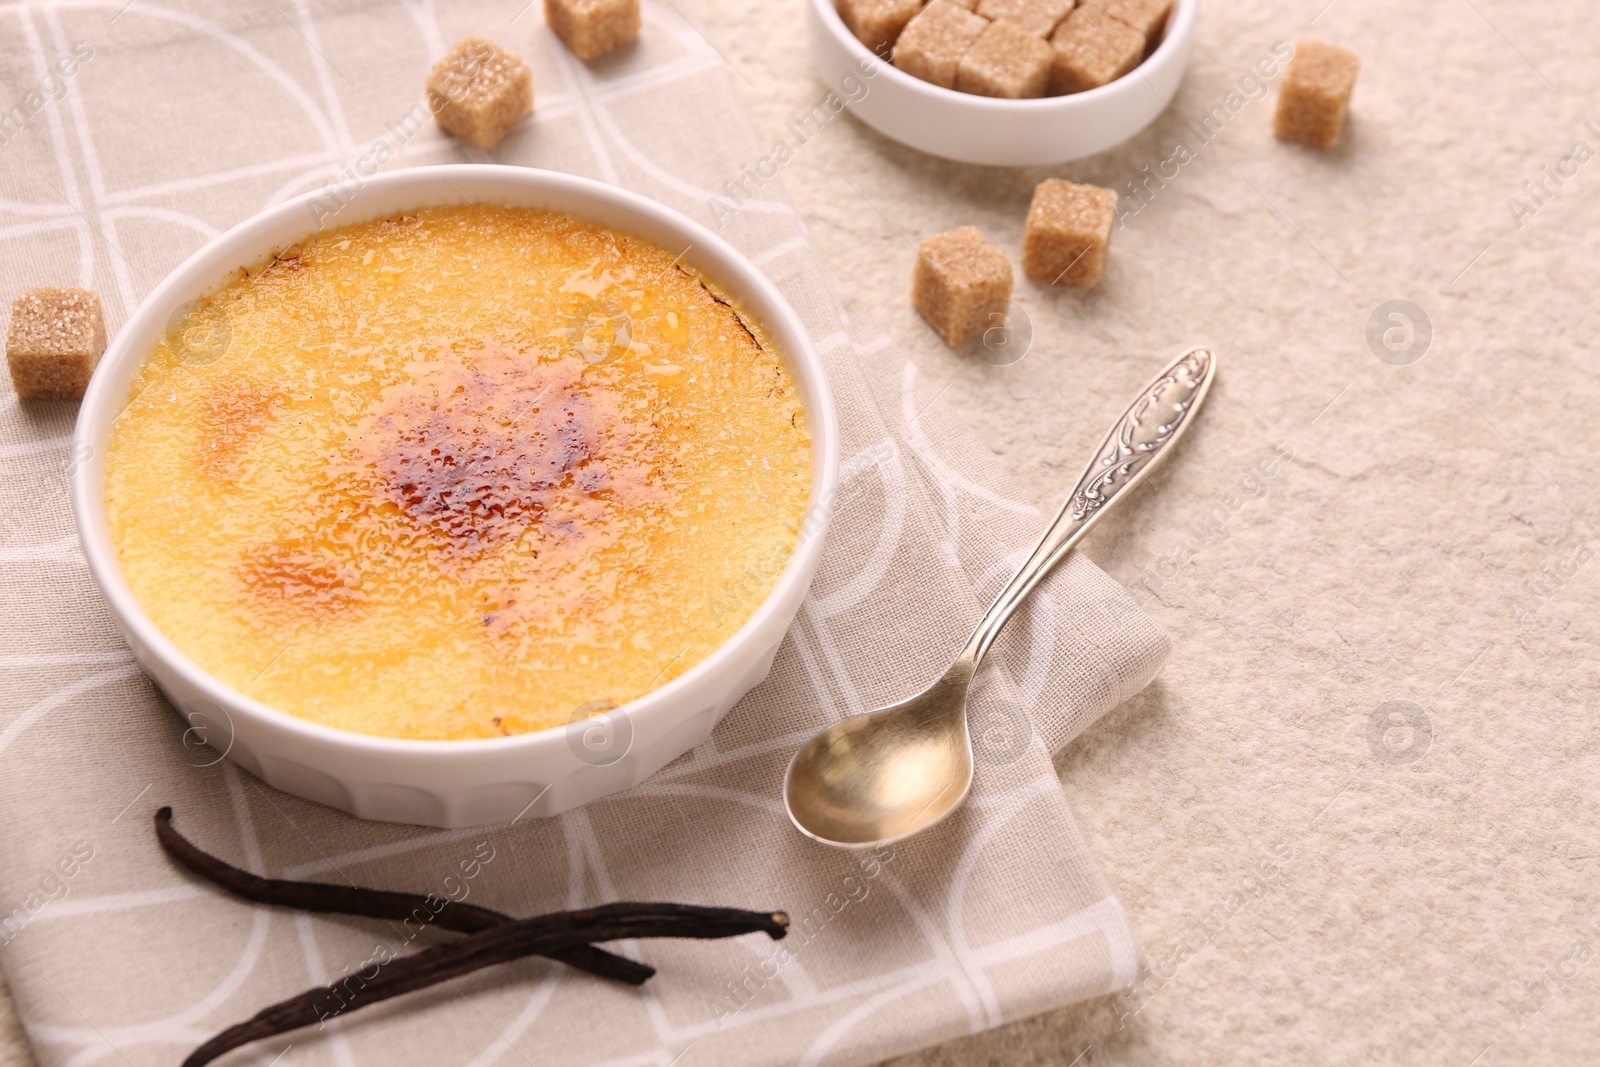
top-left (1049, 7), bottom-right (1143, 93)
top-left (955, 21), bottom-right (1055, 99)
top-left (546, 0), bottom-right (640, 61)
top-left (837, 0), bottom-right (924, 55)
top-left (425, 37), bottom-right (533, 149)
top-left (1274, 40), bottom-right (1359, 149)
top-left (976, 0), bottom-right (1075, 39)
top-left (6, 288), bottom-right (106, 400)
top-left (895, 1), bottom-right (988, 89)
top-left (1022, 179), bottom-right (1118, 288)
top-left (912, 227), bottom-right (1014, 347)
top-left (1079, 0), bottom-right (1170, 49)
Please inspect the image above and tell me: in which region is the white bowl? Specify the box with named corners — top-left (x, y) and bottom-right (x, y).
top-left (806, 0), bottom-right (1199, 166)
top-left (71, 165), bottom-right (839, 828)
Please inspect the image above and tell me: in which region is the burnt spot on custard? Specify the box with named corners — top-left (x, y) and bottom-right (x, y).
top-left (348, 346), bottom-right (667, 558)
top-left (696, 279), bottom-right (762, 349)
top-left (198, 378), bottom-right (276, 480)
top-left (265, 245), bottom-right (309, 273)
top-left (239, 538), bottom-right (361, 620)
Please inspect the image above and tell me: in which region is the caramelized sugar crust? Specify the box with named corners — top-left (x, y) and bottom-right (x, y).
top-left (105, 206), bottom-right (811, 739)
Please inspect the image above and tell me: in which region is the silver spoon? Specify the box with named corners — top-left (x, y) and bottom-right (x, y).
top-left (784, 346), bottom-right (1217, 848)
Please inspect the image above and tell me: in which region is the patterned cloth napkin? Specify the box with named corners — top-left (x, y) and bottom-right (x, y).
top-left (0, 2), bottom-right (1170, 1064)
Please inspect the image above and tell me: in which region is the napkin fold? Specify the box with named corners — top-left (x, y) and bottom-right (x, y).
top-left (0, 2), bottom-right (1169, 1064)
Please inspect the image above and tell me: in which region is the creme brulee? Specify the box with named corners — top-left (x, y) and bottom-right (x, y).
top-left (104, 205), bottom-right (811, 740)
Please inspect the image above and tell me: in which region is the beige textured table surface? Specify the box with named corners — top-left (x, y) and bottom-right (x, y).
top-left (4, 0), bottom-right (1599, 1064)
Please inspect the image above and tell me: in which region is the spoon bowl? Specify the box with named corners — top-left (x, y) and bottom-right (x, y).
top-left (784, 667), bottom-right (974, 847)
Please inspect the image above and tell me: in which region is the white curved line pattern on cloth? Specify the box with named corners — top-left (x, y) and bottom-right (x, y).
top-left (626, 782), bottom-right (789, 816)
top-left (454, 810), bottom-right (585, 1067)
top-left (0, 218), bottom-right (84, 244)
top-left (750, 235), bottom-right (811, 267)
top-left (0, 652), bottom-right (133, 670)
top-left (23, 771), bottom-right (279, 1062)
top-left (13, 885), bottom-right (207, 926)
top-left (396, 0), bottom-right (445, 62)
top-left (807, 435), bottom-right (908, 620)
top-left (52, 1), bottom-right (343, 155)
top-left (787, 889), bottom-right (1140, 1067)
top-left (566, 807), bottom-right (690, 1056)
top-left (11, 11), bottom-right (97, 298)
top-left (251, 50), bottom-right (736, 215)
top-left (0, 197), bottom-right (80, 218)
top-left (732, 921), bottom-right (822, 1002)
top-left (871, 865), bottom-right (988, 1029)
top-left (940, 774), bottom-right (1068, 1021)
top-left (793, 428), bottom-right (911, 721)
top-left (99, 206), bottom-right (221, 243)
top-left (280, 826), bottom-right (475, 880)
top-left (965, 895), bottom-right (1142, 991)
top-left (796, 971), bottom-right (954, 1067)
top-left (286, 0), bottom-right (357, 154)
top-left (795, 599), bottom-right (870, 720)
top-left (0, 666), bottom-right (141, 759)
top-left (100, 150), bottom-right (343, 208)
top-left (972, 548), bottom-right (1059, 710)
top-left (649, 726), bottom-right (824, 781)
top-left (449, 810), bottom-right (593, 1067)
top-left (639, 954), bottom-right (988, 1050)
top-left (24, 890), bottom-right (272, 1057)
top-left (0, 436), bottom-right (75, 459)
top-left (0, 537), bottom-right (85, 567)
top-left (291, 910), bottom-right (360, 1067)
top-left (787, 594), bottom-right (860, 720)
top-left (548, 41), bottom-right (623, 185)
top-left (40, 8), bottom-right (135, 313)
top-left (565, 14), bottom-right (797, 218)
top-left (900, 362), bottom-right (1041, 517)
top-left (459, 964), bottom-right (566, 1067)
top-left (586, 50), bottom-right (726, 104)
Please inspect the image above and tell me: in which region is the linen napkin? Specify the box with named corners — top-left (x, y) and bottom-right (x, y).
top-left (0, 2), bottom-right (1170, 1064)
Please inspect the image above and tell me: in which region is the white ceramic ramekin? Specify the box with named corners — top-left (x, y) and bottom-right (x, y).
top-left (806, 0), bottom-right (1199, 166)
top-left (71, 164), bottom-right (839, 828)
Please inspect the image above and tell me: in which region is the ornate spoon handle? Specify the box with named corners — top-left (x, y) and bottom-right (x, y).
top-left (960, 346), bottom-right (1217, 666)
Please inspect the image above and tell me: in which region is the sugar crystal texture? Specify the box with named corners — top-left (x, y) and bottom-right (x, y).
top-left (546, 0), bottom-right (641, 61)
top-left (976, 0), bottom-right (1075, 39)
top-left (912, 226), bottom-right (1014, 347)
top-left (1078, 0), bottom-right (1170, 48)
top-left (6, 287), bottom-right (105, 400)
top-left (894, 1), bottom-right (990, 89)
top-left (1274, 39), bottom-right (1359, 149)
top-left (1048, 6), bottom-right (1142, 93)
top-left (956, 20), bottom-right (1055, 98)
top-left (1022, 178), bottom-right (1118, 288)
top-left (425, 37), bottom-right (534, 149)
top-left (837, 0), bottom-right (925, 55)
